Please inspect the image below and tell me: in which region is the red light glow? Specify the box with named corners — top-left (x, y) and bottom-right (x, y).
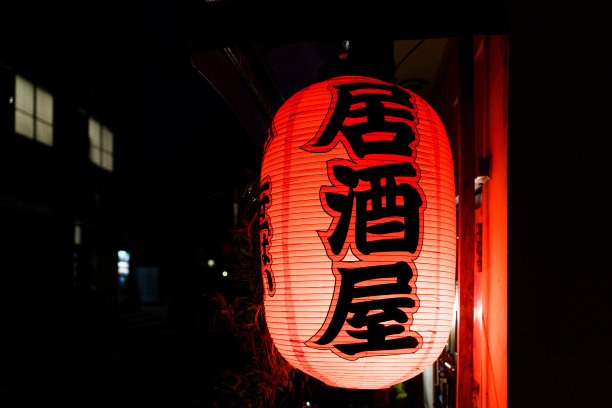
top-left (259, 76), bottom-right (456, 389)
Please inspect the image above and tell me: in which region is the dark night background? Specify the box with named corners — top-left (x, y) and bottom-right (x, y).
top-left (0, 1), bottom-right (263, 407)
top-left (1, 1), bottom-right (611, 408)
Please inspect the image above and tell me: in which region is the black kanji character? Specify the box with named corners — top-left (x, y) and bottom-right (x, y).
top-left (260, 180), bottom-right (271, 222)
top-left (324, 162), bottom-right (423, 256)
top-left (310, 261), bottom-right (420, 356)
top-left (304, 82), bottom-right (417, 158)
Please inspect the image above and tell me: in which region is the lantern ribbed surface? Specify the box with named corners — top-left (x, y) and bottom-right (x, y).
top-left (259, 76), bottom-right (455, 389)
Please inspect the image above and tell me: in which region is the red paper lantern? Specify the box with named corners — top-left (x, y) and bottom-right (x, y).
top-left (259, 76), bottom-right (455, 389)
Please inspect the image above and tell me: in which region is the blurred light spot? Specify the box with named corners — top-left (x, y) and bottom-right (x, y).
top-left (118, 250), bottom-right (130, 276)
top-left (222, 270), bottom-right (228, 277)
top-left (207, 259), bottom-right (216, 268)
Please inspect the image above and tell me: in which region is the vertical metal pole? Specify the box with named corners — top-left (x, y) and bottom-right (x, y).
top-left (457, 35), bottom-right (475, 408)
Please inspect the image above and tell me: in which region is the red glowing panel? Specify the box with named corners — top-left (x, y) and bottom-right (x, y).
top-left (259, 76), bottom-right (455, 389)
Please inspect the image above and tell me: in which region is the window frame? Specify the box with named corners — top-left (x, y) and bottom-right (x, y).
top-left (88, 117), bottom-right (114, 172)
top-left (14, 74), bottom-right (54, 146)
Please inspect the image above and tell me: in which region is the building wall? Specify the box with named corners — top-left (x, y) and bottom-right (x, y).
top-left (431, 35), bottom-right (509, 408)
top-left (0, 59), bottom-right (126, 321)
top-left (473, 35), bottom-right (508, 408)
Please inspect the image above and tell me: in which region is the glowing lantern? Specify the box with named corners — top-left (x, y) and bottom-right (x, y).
top-left (259, 76), bottom-right (455, 389)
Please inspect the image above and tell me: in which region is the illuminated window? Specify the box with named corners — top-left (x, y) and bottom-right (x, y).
top-left (14, 74), bottom-right (54, 146)
top-left (88, 117), bottom-right (113, 171)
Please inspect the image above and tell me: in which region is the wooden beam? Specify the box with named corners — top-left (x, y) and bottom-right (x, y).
top-left (457, 35), bottom-right (476, 408)
top-left (190, 48), bottom-right (273, 148)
